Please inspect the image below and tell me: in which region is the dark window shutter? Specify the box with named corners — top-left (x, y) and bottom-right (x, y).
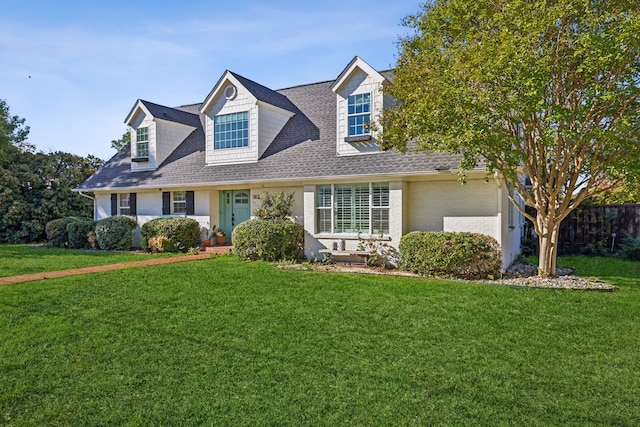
top-left (162, 192), bottom-right (171, 215)
top-left (186, 191), bottom-right (195, 215)
top-left (129, 193), bottom-right (137, 216)
top-left (111, 194), bottom-right (117, 216)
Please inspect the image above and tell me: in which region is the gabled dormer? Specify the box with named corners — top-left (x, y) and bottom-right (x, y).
top-left (200, 71), bottom-right (296, 166)
top-left (124, 100), bottom-right (199, 172)
top-left (331, 57), bottom-right (391, 156)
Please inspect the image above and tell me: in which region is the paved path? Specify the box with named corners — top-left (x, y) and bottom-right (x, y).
top-left (0, 252), bottom-right (219, 286)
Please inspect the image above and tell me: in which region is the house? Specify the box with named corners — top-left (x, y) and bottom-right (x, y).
top-left (76, 57), bottom-right (523, 268)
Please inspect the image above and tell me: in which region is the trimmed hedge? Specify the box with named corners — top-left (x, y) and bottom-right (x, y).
top-left (232, 218), bottom-right (304, 262)
top-left (140, 217), bottom-right (201, 252)
top-left (399, 231), bottom-right (502, 280)
top-left (94, 216), bottom-right (138, 251)
top-left (67, 218), bottom-right (96, 249)
top-left (46, 217), bottom-right (87, 248)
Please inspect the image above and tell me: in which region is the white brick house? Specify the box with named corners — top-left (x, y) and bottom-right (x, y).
top-left (77, 57), bottom-right (524, 269)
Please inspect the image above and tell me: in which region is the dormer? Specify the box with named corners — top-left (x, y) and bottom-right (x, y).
top-left (124, 100), bottom-right (199, 172)
top-left (331, 57), bottom-right (391, 156)
top-left (200, 71), bottom-right (296, 166)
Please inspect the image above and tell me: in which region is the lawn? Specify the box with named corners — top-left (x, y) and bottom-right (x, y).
top-left (0, 244), bottom-right (178, 278)
top-left (0, 250), bottom-right (639, 425)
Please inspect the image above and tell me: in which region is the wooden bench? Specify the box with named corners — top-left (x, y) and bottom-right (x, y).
top-left (318, 249), bottom-right (373, 267)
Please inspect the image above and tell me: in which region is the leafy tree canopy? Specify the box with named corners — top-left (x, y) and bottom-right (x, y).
top-left (111, 129), bottom-right (131, 152)
top-left (0, 100), bottom-right (105, 242)
top-left (382, 0), bottom-right (640, 275)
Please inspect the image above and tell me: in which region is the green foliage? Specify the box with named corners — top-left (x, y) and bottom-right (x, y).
top-left (67, 218), bottom-right (96, 249)
top-left (253, 191), bottom-right (295, 220)
top-left (110, 129), bottom-right (131, 152)
top-left (0, 99), bottom-right (31, 167)
top-left (140, 217), bottom-right (201, 252)
top-left (399, 231), bottom-right (502, 279)
top-left (45, 218), bottom-right (74, 248)
top-left (233, 218), bottom-right (304, 262)
top-left (382, 0), bottom-right (640, 276)
top-left (94, 216), bottom-right (137, 251)
top-left (620, 234), bottom-right (640, 261)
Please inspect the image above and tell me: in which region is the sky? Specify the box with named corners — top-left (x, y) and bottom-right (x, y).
top-left (1, 0), bottom-right (421, 161)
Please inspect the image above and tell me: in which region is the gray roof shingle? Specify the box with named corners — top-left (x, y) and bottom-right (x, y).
top-left (77, 73), bottom-right (467, 191)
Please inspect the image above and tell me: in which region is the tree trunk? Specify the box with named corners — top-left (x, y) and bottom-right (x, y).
top-left (536, 219), bottom-right (559, 277)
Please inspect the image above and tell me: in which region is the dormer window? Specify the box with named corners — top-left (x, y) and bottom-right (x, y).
top-left (347, 93), bottom-right (371, 136)
top-left (136, 127), bottom-right (149, 157)
top-left (214, 111), bottom-right (249, 150)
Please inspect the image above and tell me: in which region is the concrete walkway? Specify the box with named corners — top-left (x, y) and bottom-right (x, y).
top-left (0, 246), bottom-right (232, 286)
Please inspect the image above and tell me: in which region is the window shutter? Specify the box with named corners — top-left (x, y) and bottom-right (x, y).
top-left (162, 192), bottom-right (171, 215)
top-left (129, 193), bottom-right (137, 216)
top-left (186, 191), bottom-right (195, 215)
top-left (111, 194), bottom-right (117, 216)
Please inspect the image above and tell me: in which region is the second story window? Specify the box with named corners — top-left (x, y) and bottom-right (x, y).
top-left (347, 93), bottom-right (371, 136)
top-left (136, 127), bottom-right (149, 157)
top-left (214, 111), bottom-right (249, 149)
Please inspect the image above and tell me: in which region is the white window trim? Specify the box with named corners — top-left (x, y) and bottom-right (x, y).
top-left (315, 182), bottom-right (389, 236)
top-left (136, 127), bottom-right (149, 158)
top-left (347, 92), bottom-right (372, 137)
top-left (172, 191), bottom-right (187, 215)
top-left (118, 193), bottom-right (131, 216)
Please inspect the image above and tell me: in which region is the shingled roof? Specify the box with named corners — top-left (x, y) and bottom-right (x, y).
top-left (77, 72), bottom-right (468, 191)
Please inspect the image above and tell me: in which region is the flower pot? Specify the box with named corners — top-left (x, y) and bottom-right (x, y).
top-left (215, 236), bottom-right (226, 246)
top-left (202, 239), bottom-right (212, 247)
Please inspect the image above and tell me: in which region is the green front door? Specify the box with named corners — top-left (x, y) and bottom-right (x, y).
top-left (220, 190), bottom-right (251, 244)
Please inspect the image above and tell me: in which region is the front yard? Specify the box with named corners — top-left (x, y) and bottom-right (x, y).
top-left (0, 247), bottom-right (639, 425)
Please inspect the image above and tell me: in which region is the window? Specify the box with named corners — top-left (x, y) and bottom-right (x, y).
top-left (136, 127), bottom-right (149, 157)
top-left (119, 193), bottom-right (131, 215)
top-left (347, 93), bottom-right (371, 136)
top-left (214, 111), bottom-right (249, 149)
top-left (173, 191), bottom-right (186, 214)
top-left (316, 182), bottom-right (389, 234)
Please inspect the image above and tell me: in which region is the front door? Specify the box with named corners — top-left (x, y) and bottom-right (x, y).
top-left (220, 190), bottom-right (251, 244)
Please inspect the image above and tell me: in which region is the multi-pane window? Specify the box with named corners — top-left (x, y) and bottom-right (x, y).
top-left (136, 127), bottom-right (149, 157)
top-left (214, 111), bottom-right (249, 149)
top-left (173, 191), bottom-right (186, 214)
top-left (316, 182), bottom-right (389, 234)
top-left (119, 193), bottom-right (131, 215)
top-left (347, 93), bottom-right (371, 136)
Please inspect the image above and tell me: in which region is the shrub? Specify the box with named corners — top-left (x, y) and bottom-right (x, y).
top-left (253, 191), bottom-right (294, 220)
top-left (140, 217), bottom-right (201, 252)
top-left (620, 234), bottom-right (640, 261)
top-left (46, 217), bottom-right (83, 247)
top-left (147, 236), bottom-right (174, 253)
top-left (66, 218), bottom-right (96, 249)
top-left (399, 231), bottom-right (502, 280)
top-left (233, 218), bottom-right (304, 262)
top-left (94, 216), bottom-right (138, 251)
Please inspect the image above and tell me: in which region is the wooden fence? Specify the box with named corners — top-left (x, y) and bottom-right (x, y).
top-left (558, 204), bottom-right (640, 255)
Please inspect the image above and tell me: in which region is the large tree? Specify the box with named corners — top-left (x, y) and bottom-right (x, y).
top-left (0, 100), bottom-right (104, 242)
top-left (382, 0), bottom-right (640, 276)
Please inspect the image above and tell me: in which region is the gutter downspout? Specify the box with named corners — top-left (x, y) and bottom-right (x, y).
top-left (78, 191), bottom-right (97, 221)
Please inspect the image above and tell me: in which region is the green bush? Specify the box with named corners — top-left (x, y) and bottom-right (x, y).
top-left (399, 231), bottom-right (502, 280)
top-left (253, 191), bottom-right (294, 220)
top-left (233, 218), bottom-right (304, 262)
top-left (94, 216), bottom-right (138, 251)
top-left (46, 217), bottom-right (84, 247)
top-left (620, 234), bottom-right (640, 261)
top-left (140, 217), bottom-right (201, 252)
top-left (66, 218), bottom-right (96, 249)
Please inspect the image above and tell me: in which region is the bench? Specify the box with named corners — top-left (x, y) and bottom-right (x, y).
top-left (318, 249), bottom-right (373, 267)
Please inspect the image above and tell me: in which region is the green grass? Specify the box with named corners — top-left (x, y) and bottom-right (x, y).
top-left (0, 252), bottom-right (639, 425)
top-left (0, 244), bottom-right (179, 277)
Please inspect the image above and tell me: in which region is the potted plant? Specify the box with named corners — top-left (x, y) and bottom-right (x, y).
top-left (215, 227), bottom-right (226, 245)
top-left (202, 225), bottom-right (217, 247)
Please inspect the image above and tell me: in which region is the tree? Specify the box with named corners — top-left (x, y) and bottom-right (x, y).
top-left (0, 99), bottom-right (32, 166)
top-left (382, 0), bottom-right (640, 276)
top-left (111, 130), bottom-right (130, 152)
top-left (0, 99), bottom-right (105, 242)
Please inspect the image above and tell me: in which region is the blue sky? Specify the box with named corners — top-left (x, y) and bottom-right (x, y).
top-left (1, 0), bottom-right (420, 161)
